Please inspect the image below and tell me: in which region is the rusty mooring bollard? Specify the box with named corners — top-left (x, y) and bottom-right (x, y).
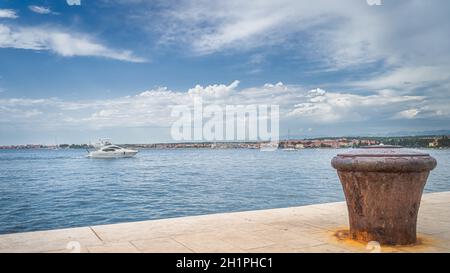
top-left (331, 145), bottom-right (437, 245)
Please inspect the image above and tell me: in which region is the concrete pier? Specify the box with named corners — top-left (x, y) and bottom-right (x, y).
top-left (1, 191), bottom-right (450, 253)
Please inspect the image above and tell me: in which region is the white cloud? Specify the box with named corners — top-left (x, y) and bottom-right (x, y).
top-left (0, 81), bottom-right (444, 132)
top-left (393, 109), bottom-right (420, 119)
top-left (28, 6), bottom-right (53, 15)
top-left (0, 9), bottom-right (18, 19)
top-left (0, 24), bottom-right (146, 62)
top-left (187, 80), bottom-right (239, 99)
top-left (67, 0), bottom-right (81, 6)
top-left (156, 1), bottom-right (374, 60)
top-left (287, 88), bottom-right (425, 123)
top-left (349, 66), bottom-right (450, 91)
top-left (152, 0), bottom-right (450, 72)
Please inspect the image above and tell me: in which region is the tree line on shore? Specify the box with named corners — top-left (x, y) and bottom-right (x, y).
top-left (2, 135), bottom-right (449, 149)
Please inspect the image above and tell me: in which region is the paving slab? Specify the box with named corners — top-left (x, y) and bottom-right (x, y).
top-left (1, 191), bottom-right (449, 253)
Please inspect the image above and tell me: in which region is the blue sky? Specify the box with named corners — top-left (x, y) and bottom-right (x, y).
top-left (1, 0), bottom-right (450, 144)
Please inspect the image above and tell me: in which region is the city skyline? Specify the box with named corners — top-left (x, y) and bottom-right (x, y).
top-left (1, 1), bottom-right (450, 144)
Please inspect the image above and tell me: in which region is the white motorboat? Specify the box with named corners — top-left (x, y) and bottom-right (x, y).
top-left (87, 139), bottom-right (138, 158)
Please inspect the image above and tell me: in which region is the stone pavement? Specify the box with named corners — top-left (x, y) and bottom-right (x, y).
top-left (1, 192), bottom-right (449, 253)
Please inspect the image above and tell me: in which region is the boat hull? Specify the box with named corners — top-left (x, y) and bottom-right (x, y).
top-left (87, 150), bottom-right (138, 159)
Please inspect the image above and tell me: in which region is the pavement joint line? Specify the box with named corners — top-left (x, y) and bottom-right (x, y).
top-left (89, 226), bottom-right (103, 242)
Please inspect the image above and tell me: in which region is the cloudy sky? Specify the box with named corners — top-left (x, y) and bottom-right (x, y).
top-left (0, 0), bottom-right (449, 144)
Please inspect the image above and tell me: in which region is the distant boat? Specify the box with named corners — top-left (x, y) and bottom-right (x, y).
top-left (87, 138), bottom-right (138, 159)
top-left (282, 148), bottom-right (297, 151)
top-left (51, 137), bottom-right (59, 150)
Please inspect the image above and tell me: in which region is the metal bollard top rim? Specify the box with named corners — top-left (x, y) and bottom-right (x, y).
top-left (336, 145), bottom-right (431, 158)
top-left (332, 145), bottom-right (437, 172)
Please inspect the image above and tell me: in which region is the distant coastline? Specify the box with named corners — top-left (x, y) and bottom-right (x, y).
top-left (1, 135), bottom-right (449, 150)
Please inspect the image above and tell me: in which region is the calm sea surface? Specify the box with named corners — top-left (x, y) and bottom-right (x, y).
top-left (0, 148), bottom-right (449, 234)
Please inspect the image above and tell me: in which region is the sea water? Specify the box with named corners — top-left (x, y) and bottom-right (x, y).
top-left (0, 148), bottom-right (449, 234)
